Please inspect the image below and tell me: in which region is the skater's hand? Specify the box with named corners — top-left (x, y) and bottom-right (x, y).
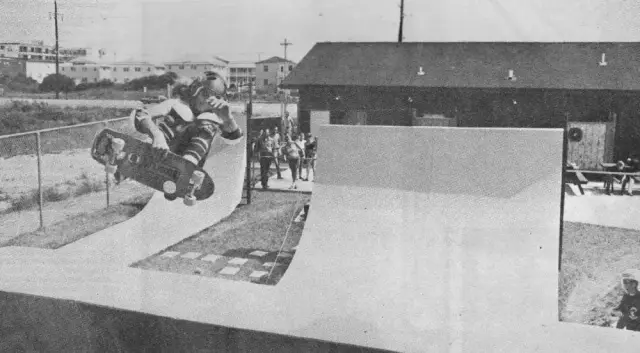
top-left (206, 97), bottom-right (230, 118)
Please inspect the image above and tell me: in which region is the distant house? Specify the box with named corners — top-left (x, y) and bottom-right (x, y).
top-left (281, 41), bottom-right (640, 161)
top-left (255, 56), bottom-right (295, 92)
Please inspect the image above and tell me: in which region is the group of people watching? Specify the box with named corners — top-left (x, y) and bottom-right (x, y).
top-left (603, 156), bottom-right (640, 195)
top-left (253, 126), bottom-right (318, 190)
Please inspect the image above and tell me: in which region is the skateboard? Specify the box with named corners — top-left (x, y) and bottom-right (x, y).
top-left (91, 128), bottom-right (215, 206)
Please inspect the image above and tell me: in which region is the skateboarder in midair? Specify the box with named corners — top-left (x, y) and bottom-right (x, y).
top-left (132, 71), bottom-right (243, 168)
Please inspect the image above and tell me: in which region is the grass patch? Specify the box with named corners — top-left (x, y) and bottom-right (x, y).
top-left (2, 173), bottom-right (107, 214)
top-left (132, 191), bottom-right (311, 285)
top-left (560, 221), bottom-right (640, 328)
top-left (2, 193), bottom-right (152, 249)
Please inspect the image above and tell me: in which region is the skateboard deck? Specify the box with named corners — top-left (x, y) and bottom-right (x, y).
top-left (91, 128), bottom-right (215, 205)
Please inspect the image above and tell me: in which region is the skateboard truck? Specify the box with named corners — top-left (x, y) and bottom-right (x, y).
top-left (184, 170), bottom-right (205, 206)
top-left (105, 138), bottom-right (125, 174)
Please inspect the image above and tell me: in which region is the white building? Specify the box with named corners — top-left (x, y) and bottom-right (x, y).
top-left (60, 58), bottom-right (165, 84)
top-left (25, 61), bottom-right (56, 83)
top-left (0, 40), bottom-right (90, 62)
top-left (228, 61), bottom-right (256, 90)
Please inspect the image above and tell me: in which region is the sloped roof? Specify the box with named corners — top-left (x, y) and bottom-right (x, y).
top-left (257, 56), bottom-right (295, 64)
top-left (281, 42), bottom-right (640, 91)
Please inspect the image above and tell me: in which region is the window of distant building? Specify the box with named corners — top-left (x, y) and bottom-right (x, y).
top-left (263, 65), bottom-right (268, 72)
top-left (0, 46), bottom-right (4, 49)
top-left (124, 67), bottom-right (130, 72)
top-left (71, 67), bottom-right (76, 71)
top-left (280, 65), bottom-right (284, 72)
top-left (147, 67), bottom-right (151, 71)
top-left (135, 67), bottom-right (141, 72)
top-left (264, 79), bottom-right (268, 85)
top-left (179, 65), bottom-right (184, 69)
top-left (82, 67), bottom-right (87, 72)
top-left (289, 65), bottom-right (293, 71)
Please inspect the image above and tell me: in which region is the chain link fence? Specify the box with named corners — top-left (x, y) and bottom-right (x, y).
top-left (0, 117), bottom-right (153, 242)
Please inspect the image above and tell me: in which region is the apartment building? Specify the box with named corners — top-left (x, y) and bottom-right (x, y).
top-left (228, 61), bottom-right (256, 90)
top-left (0, 57), bottom-right (26, 78)
top-left (0, 40), bottom-right (90, 62)
top-left (164, 57), bottom-right (229, 82)
top-left (60, 58), bottom-right (165, 84)
top-left (107, 61), bottom-right (165, 84)
top-left (255, 56), bottom-right (295, 91)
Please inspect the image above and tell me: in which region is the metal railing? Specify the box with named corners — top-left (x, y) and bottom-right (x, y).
top-left (0, 116), bottom-right (141, 232)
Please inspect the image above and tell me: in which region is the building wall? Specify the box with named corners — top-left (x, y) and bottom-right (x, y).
top-left (0, 57), bottom-right (26, 78)
top-left (255, 61), bottom-right (294, 91)
top-left (60, 63), bottom-right (100, 84)
top-left (26, 61), bottom-right (56, 83)
top-left (110, 63), bottom-right (162, 84)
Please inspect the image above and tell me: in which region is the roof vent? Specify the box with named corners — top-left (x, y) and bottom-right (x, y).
top-left (507, 69), bottom-right (517, 81)
top-left (599, 53), bottom-right (607, 66)
top-left (417, 67), bottom-right (425, 76)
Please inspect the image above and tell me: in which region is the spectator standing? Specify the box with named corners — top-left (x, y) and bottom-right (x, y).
top-left (621, 156), bottom-right (640, 195)
top-left (304, 133), bottom-right (318, 182)
top-left (295, 133), bottom-right (306, 180)
top-left (258, 128), bottom-right (276, 189)
top-left (283, 135), bottom-right (304, 189)
top-left (271, 127), bottom-right (283, 179)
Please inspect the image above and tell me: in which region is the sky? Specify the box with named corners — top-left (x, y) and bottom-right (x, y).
top-left (1, 0), bottom-right (640, 64)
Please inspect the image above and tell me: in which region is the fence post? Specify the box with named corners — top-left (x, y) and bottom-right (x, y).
top-left (104, 121), bottom-right (110, 208)
top-left (35, 132), bottom-right (44, 229)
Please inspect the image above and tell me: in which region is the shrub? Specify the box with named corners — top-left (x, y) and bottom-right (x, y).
top-left (40, 74), bottom-right (75, 93)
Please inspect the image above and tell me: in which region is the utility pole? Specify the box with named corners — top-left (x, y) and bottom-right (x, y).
top-left (49, 0), bottom-right (63, 99)
top-left (280, 38), bottom-right (293, 133)
top-left (398, 0), bottom-right (405, 43)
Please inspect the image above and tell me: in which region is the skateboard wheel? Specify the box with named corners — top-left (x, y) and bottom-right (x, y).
top-left (162, 180), bottom-right (177, 194)
top-left (105, 164), bottom-right (117, 174)
top-left (111, 138), bottom-right (125, 152)
top-left (164, 193), bottom-right (177, 201)
top-left (184, 195), bottom-right (196, 206)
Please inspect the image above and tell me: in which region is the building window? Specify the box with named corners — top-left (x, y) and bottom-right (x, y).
top-left (0, 45), bottom-right (4, 49)
top-left (263, 65), bottom-right (268, 72)
top-left (147, 67), bottom-right (151, 71)
top-left (71, 67), bottom-right (76, 71)
top-left (263, 79), bottom-right (268, 85)
top-left (135, 67), bottom-right (141, 72)
top-left (280, 65), bottom-right (284, 72)
top-left (82, 67), bottom-right (87, 72)
top-left (124, 67), bottom-right (130, 72)
top-left (179, 65), bottom-right (184, 69)
top-left (289, 65), bottom-right (293, 71)
top-left (190, 65), bottom-right (197, 70)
